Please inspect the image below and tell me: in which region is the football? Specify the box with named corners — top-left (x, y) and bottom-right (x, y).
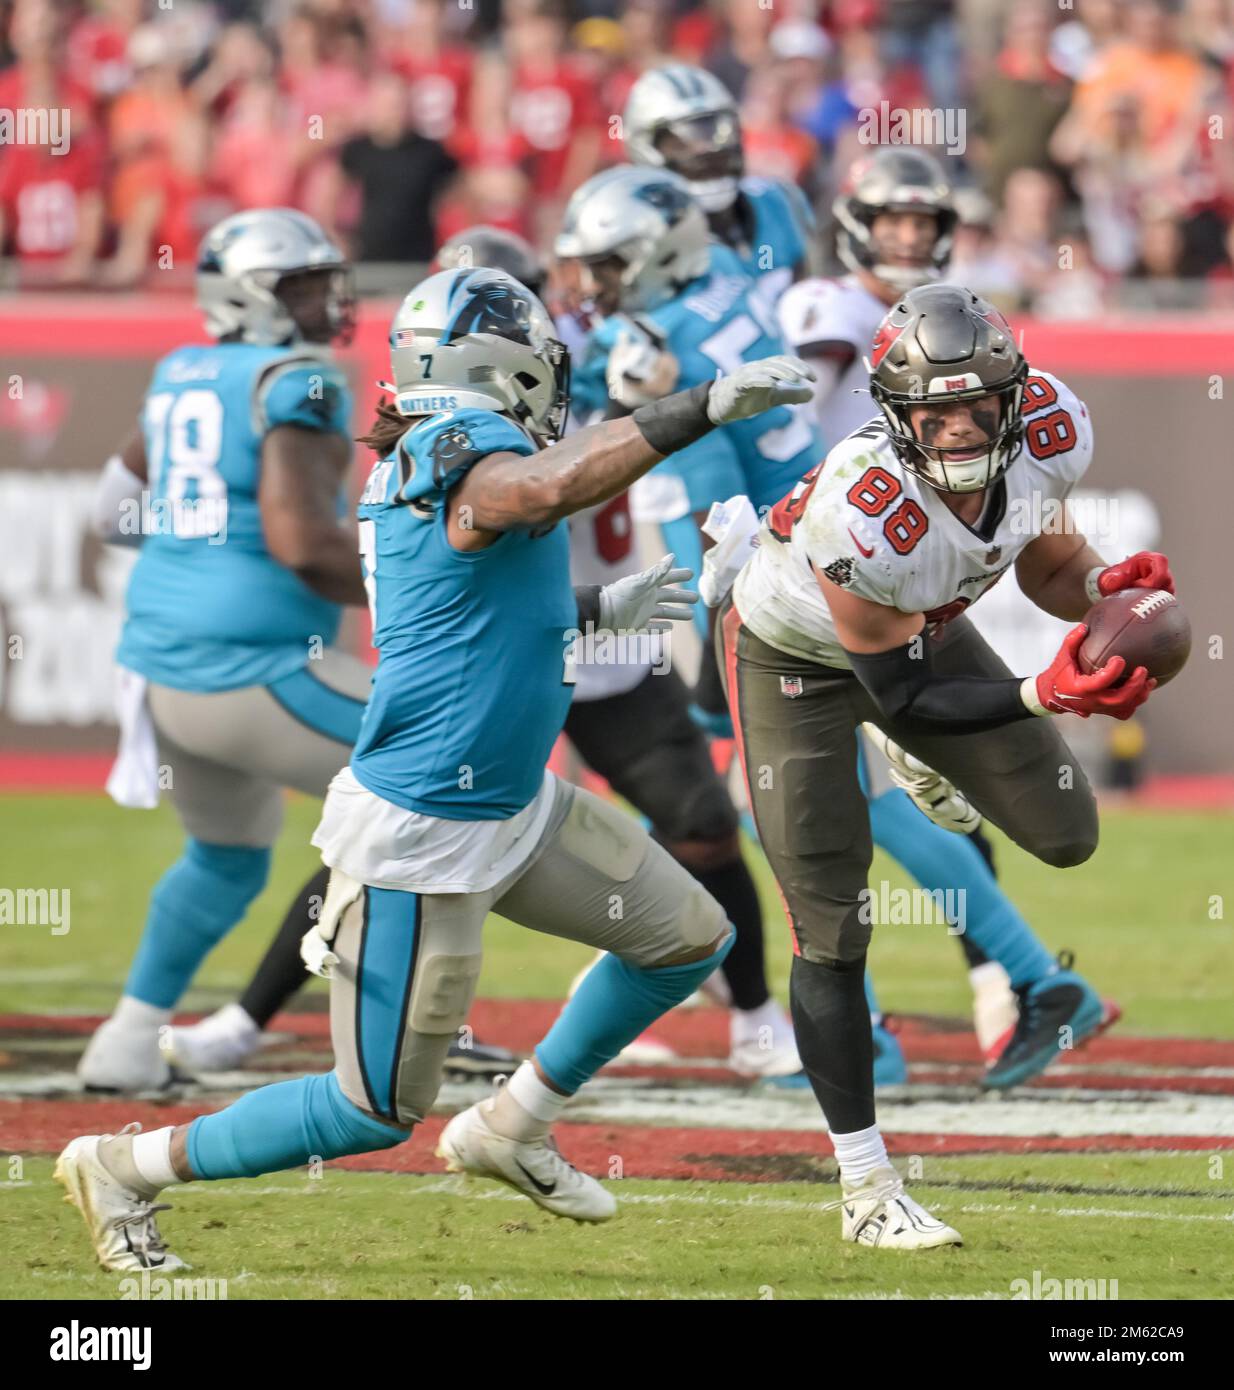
top-left (1078, 588), bottom-right (1192, 687)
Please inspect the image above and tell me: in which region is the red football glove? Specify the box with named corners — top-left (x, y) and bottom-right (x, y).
top-left (1033, 625), bottom-right (1157, 720)
top-left (1097, 551), bottom-right (1175, 597)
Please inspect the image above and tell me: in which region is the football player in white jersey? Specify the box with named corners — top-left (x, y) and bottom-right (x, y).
top-left (777, 146), bottom-right (1120, 1069)
top-left (778, 147), bottom-right (957, 445)
top-left (722, 283), bottom-right (1174, 1248)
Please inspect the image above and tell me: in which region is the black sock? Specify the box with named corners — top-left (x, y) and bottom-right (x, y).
top-left (790, 953), bottom-right (875, 1133)
top-left (957, 826), bottom-right (997, 968)
top-left (970, 824), bottom-right (997, 875)
top-left (692, 640), bottom-right (728, 716)
top-left (692, 856), bottom-right (768, 1011)
top-left (238, 865), bottom-right (330, 1029)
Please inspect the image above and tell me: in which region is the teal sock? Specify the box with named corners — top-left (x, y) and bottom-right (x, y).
top-left (536, 934), bottom-right (733, 1093)
top-left (126, 839), bottom-right (271, 1008)
top-left (187, 1071), bottom-right (404, 1179)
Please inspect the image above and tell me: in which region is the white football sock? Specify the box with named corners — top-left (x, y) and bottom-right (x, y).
top-left (113, 995), bottom-right (172, 1031)
top-left (485, 1061), bottom-right (570, 1142)
top-left (98, 1126), bottom-right (181, 1198)
top-left (830, 1123), bottom-right (890, 1187)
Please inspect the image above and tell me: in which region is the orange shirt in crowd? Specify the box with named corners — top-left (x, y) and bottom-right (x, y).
top-left (1074, 42), bottom-right (1205, 151)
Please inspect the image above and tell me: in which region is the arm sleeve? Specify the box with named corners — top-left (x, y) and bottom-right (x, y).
top-left (846, 630), bottom-right (1035, 735)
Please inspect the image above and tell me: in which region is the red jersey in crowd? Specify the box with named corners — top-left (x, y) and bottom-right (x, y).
top-left (509, 57), bottom-right (602, 197)
top-left (391, 48), bottom-right (474, 144)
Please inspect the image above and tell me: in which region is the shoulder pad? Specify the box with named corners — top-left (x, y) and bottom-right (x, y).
top-left (397, 408), bottom-right (536, 503)
top-left (253, 352), bottom-right (350, 437)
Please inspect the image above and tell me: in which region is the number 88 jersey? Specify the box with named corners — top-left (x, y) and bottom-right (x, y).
top-left (733, 369), bottom-right (1094, 669)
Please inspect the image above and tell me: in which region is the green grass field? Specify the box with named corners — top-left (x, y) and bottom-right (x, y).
top-left (4, 793), bottom-right (1231, 1034)
top-left (6, 1156), bottom-right (1232, 1301)
top-left (2, 793), bottom-right (1232, 1300)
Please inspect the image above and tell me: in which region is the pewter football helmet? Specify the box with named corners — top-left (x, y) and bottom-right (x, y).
top-left (622, 64), bottom-right (743, 214)
top-left (435, 225), bottom-right (546, 298)
top-left (834, 149), bottom-right (957, 292)
top-left (388, 268), bottom-right (570, 441)
top-left (196, 209), bottom-right (354, 346)
top-left (868, 284), bottom-right (1028, 494)
top-left (554, 167), bottom-right (710, 313)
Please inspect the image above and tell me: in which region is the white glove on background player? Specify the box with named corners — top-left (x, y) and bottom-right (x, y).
top-left (598, 553), bottom-right (699, 633)
top-left (606, 327), bottom-right (681, 409)
top-left (706, 355), bottom-right (815, 425)
top-left (862, 723), bottom-right (982, 835)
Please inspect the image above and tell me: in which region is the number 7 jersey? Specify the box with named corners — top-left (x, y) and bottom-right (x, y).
top-left (733, 369), bottom-right (1094, 668)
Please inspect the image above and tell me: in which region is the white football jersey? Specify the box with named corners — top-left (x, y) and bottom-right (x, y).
top-left (778, 274), bottom-right (886, 445)
top-left (568, 494), bottom-right (658, 702)
top-left (733, 369), bottom-right (1094, 669)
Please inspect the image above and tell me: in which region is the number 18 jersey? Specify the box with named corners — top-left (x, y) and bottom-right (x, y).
top-left (733, 369), bottom-right (1093, 668)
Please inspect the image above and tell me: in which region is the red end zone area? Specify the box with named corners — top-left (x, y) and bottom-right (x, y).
top-left (3, 1004), bottom-right (1232, 1184)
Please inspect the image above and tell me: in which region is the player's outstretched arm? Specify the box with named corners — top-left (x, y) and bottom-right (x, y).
top-left (449, 356), bottom-right (814, 546)
top-left (819, 568), bottom-right (1153, 733)
top-left (260, 425), bottom-right (367, 606)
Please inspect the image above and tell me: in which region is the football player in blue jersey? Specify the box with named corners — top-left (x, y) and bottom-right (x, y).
top-left (55, 266), bottom-right (817, 1270)
top-left (622, 63), bottom-right (817, 303)
top-left (558, 166), bottom-right (821, 607)
top-left (78, 209), bottom-right (373, 1093)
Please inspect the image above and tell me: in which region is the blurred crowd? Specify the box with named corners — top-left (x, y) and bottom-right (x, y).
top-left (3, 0), bottom-right (1234, 313)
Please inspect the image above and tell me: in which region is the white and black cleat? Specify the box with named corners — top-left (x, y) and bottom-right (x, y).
top-left (436, 1102), bottom-right (616, 1223)
top-left (54, 1127), bottom-right (187, 1272)
top-left (839, 1165), bottom-right (962, 1250)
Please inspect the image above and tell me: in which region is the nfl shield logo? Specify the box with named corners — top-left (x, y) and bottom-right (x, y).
top-left (780, 676), bottom-right (804, 699)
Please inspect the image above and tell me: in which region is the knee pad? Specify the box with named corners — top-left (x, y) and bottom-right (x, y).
top-left (557, 789), bottom-right (648, 882)
top-left (651, 878), bottom-right (730, 966)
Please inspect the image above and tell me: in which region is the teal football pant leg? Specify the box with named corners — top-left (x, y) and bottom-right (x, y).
top-left (186, 1071), bottom-right (403, 1179)
top-left (867, 788), bottom-right (1056, 989)
top-left (864, 971), bottom-right (881, 1022)
top-left (125, 839), bottom-right (271, 1009)
top-left (535, 933), bottom-right (733, 1093)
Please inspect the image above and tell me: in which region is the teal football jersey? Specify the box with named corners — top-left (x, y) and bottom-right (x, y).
top-left (117, 343), bottom-right (352, 691)
top-left (350, 409), bottom-right (577, 820)
top-left (572, 259), bottom-right (821, 516)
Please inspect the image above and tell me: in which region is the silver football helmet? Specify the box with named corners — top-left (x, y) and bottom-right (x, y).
top-left (196, 209), bottom-right (354, 346)
top-left (868, 284), bottom-right (1027, 494)
top-left (554, 167), bottom-right (710, 314)
top-left (622, 64), bottom-right (743, 214)
top-left (834, 149), bottom-right (957, 292)
top-left (388, 267), bottom-right (570, 442)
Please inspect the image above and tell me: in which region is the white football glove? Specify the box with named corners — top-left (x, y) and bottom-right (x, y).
top-left (706, 355), bottom-right (816, 425)
top-left (606, 328), bottom-right (681, 409)
top-left (598, 553), bottom-right (698, 633)
top-left (862, 723), bottom-right (982, 835)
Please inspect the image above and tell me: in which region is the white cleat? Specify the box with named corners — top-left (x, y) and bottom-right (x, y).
top-left (969, 961), bottom-right (1019, 1064)
top-left (160, 1003), bottom-right (261, 1075)
top-left (77, 1018), bottom-right (172, 1092)
top-left (54, 1127), bottom-right (188, 1272)
top-left (615, 1031), bottom-right (679, 1065)
top-left (728, 1000), bottom-right (803, 1079)
top-left (436, 1102), bottom-right (617, 1223)
top-left (863, 723), bottom-right (981, 835)
top-left (839, 1165), bottom-right (962, 1249)
top-left (728, 1034), bottom-right (803, 1079)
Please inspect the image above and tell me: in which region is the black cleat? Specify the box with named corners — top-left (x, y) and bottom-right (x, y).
top-left (443, 1036), bottom-right (521, 1078)
top-left (981, 955), bottom-right (1105, 1090)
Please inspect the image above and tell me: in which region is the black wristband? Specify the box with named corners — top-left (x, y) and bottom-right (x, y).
top-left (574, 584), bottom-right (602, 629)
top-left (631, 381), bottom-right (713, 456)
